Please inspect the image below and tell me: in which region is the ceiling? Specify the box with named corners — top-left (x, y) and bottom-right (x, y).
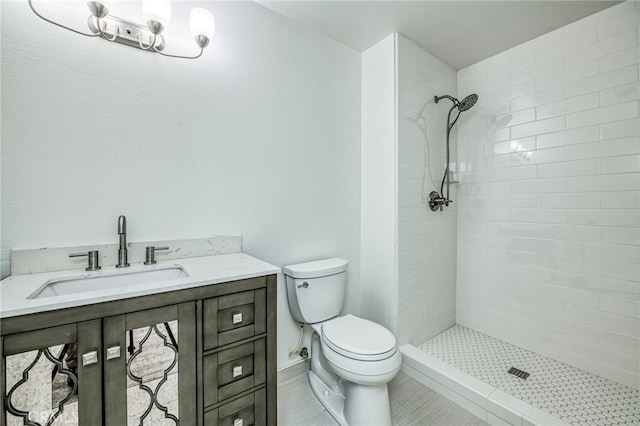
top-left (257, 1), bottom-right (621, 70)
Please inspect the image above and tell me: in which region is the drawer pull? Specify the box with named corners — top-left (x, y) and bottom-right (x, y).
top-left (233, 418), bottom-right (243, 426)
top-left (232, 313), bottom-right (243, 324)
top-left (82, 351), bottom-right (98, 366)
top-left (106, 346), bottom-right (121, 360)
top-left (233, 365), bottom-right (243, 377)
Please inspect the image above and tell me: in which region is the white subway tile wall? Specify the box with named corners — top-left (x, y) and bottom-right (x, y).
top-left (456, 1), bottom-right (640, 390)
top-left (397, 35), bottom-right (458, 345)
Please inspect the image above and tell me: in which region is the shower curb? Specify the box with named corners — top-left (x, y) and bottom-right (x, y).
top-left (400, 344), bottom-right (572, 426)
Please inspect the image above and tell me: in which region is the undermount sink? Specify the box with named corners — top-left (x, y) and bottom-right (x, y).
top-left (27, 265), bottom-right (189, 300)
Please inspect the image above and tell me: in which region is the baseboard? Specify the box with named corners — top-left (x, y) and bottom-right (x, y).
top-left (277, 359), bottom-right (310, 384)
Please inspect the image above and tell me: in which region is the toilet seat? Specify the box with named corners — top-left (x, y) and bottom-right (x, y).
top-left (309, 314), bottom-right (401, 384)
top-left (321, 314), bottom-right (397, 361)
top-left (310, 314), bottom-right (402, 386)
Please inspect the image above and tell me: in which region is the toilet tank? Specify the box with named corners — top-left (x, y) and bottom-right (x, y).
top-left (283, 258), bottom-right (348, 324)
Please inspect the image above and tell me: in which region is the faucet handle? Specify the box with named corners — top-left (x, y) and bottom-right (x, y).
top-left (144, 246), bottom-right (169, 265)
top-left (69, 250), bottom-right (101, 271)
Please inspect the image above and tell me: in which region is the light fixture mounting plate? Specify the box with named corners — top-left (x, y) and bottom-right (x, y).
top-left (87, 15), bottom-right (165, 51)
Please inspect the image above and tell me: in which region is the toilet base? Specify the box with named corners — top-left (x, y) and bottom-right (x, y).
top-left (343, 380), bottom-right (392, 426)
top-left (308, 332), bottom-right (394, 426)
top-left (308, 369), bottom-right (347, 426)
top-left (308, 370), bottom-right (393, 426)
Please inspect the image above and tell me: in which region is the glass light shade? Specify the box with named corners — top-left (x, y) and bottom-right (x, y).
top-left (189, 8), bottom-right (215, 41)
top-left (141, 0), bottom-right (172, 26)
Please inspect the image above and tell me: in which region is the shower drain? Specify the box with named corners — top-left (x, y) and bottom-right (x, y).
top-left (507, 367), bottom-right (530, 380)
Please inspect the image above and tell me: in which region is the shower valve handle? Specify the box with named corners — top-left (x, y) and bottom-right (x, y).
top-left (428, 191), bottom-right (452, 212)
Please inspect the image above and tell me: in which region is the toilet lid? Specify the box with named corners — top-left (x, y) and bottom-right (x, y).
top-left (321, 314), bottom-right (397, 361)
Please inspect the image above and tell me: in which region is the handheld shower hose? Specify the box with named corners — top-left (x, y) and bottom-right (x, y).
top-left (428, 93), bottom-right (478, 212)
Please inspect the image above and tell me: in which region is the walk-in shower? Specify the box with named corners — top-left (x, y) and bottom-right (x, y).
top-left (395, 2), bottom-right (639, 424)
top-left (427, 93), bottom-right (478, 212)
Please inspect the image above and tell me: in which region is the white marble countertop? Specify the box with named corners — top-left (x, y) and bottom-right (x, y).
top-left (0, 253), bottom-right (280, 319)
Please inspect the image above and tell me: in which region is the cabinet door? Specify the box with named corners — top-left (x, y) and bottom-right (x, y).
top-left (103, 302), bottom-right (196, 426)
top-left (1, 320), bottom-right (102, 426)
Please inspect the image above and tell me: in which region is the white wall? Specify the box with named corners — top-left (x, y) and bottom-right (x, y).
top-left (360, 34), bottom-right (458, 345)
top-left (361, 34), bottom-right (398, 332)
top-left (396, 35), bottom-right (458, 345)
top-left (456, 1), bottom-right (640, 389)
top-left (0, 0), bottom-right (361, 370)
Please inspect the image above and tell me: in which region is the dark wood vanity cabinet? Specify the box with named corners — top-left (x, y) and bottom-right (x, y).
top-left (0, 274), bottom-right (277, 426)
top-left (201, 287), bottom-right (273, 426)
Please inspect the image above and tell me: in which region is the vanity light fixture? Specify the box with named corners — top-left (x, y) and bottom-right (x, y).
top-left (28, 0), bottom-right (215, 59)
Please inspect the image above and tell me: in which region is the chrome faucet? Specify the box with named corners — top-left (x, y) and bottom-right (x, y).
top-left (116, 215), bottom-right (130, 268)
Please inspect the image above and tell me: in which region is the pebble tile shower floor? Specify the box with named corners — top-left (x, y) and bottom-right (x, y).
top-left (418, 325), bottom-right (640, 426)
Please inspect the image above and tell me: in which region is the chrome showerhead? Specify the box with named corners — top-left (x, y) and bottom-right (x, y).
top-left (458, 94), bottom-right (478, 111)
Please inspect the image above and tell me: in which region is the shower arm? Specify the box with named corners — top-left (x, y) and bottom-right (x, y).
top-left (435, 94), bottom-right (458, 107)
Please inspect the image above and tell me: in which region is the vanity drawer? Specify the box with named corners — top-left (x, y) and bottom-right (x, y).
top-left (204, 338), bottom-right (266, 407)
top-left (204, 388), bottom-right (266, 426)
top-left (204, 289), bottom-right (266, 350)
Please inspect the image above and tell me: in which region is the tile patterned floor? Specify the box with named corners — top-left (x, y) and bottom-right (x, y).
top-left (418, 325), bottom-right (640, 426)
top-left (278, 363), bottom-right (488, 425)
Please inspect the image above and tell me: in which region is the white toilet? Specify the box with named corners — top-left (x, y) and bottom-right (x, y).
top-left (284, 258), bottom-right (401, 426)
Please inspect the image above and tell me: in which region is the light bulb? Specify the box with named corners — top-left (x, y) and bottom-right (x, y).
top-left (190, 8), bottom-right (215, 48)
top-left (142, 0), bottom-right (171, 27)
